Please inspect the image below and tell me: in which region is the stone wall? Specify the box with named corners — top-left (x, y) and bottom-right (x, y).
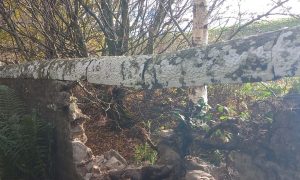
top-left (1, 77), bottom-right (300, 180)
top-left (0, 79), bottom-right (129, 180)
top-left (0, 79), bottom-right (82, 180)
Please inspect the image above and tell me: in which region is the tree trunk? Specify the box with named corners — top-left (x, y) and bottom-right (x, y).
top-left (118, 0), bottom-right (129, 55)
top-left (72, 0), bottom-right (89, 57)
top-left (101, 0), bottom-right (117, 56)
top-left (1, 26), bottom-right (300, 88)
top-left (145, 1), bottom-right (167, 55)
top-left (189, 0), bottom-right (209, 104)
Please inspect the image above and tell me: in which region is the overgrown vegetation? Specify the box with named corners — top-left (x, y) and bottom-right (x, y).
top-left (69, 17), bottom-right (300, 169)
top-left (0, 85), bottom-right (54, 180)
top-left (1, 0), bottom-right (299, 177)
top-left (134, 143), bottom-right (158, 165)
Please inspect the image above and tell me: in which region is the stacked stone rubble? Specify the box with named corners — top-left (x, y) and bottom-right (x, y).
top-left (68, 96), bottom-right (127, 180)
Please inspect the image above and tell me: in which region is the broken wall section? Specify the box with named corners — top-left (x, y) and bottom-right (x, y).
top-left (0, 79), bottom-right (86, 180)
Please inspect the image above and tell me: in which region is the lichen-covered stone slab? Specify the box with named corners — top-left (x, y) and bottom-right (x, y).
top-left (1, 26), bottom-right (300, 89)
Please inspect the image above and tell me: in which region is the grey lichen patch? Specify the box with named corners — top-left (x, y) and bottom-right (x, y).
top-left (206, 70), bottom-right (214, 77)
top-left (224, 52), bottom-right (269, 83)
top-left (247, 54), bottom-right (268, 71)
top-left (0, 65), bottom-right (21, 78)
top-left (271, 27), bottom-right (300, 78)
top-left (229, 39), bottom-right (252, 55)
top-left (168, 56), bottom-right (184, 65)
top-left (225, 64), bottom-right (246, 81)
top-left (20, 61), bottom-right (39, 79)
top-left (280, 51), bottom-right (291, 58)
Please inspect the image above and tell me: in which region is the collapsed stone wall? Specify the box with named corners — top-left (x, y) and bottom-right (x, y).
top-left (0, 79), bottom-right (88, 179)
top-left (0, 79), bottom-right (131, 180)
top-left (1, 78), bottom-right (300, 180)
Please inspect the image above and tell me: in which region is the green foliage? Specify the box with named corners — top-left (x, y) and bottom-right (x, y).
top-left (134, 143), bottom-right (157, 165)
top-left (173, 97), bottom-right (212, 131)
top-left (240, 78), bottom-right (299, 100)
top-left (216, 104), bottom-right (231, 121)
top-left (189, 99), bottom-right (213, 131)
top-left (209, 78), bottom-right (300, 123)
top-left (212, 129), bottom-right (232, 143)
top-left (241, 82), bottom-right (282, 100)
top-left (142, 120), bottom-right (152, 134)
top-left (193, 98), bottom-right (211, 121)
top-left (0, 85), bottom-right (54, 180)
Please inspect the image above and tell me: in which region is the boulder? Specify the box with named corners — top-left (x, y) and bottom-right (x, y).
top-left (72, 140), bottom-right (93, 164)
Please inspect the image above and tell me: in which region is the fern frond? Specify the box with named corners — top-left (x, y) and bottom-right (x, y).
top-left (0, 85), bottom-right (54, 180)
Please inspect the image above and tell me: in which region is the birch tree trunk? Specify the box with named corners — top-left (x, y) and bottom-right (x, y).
top-left (189, 0), bottom-right (209, 104)
top-left (1, 25), bottom-right (300, 88)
